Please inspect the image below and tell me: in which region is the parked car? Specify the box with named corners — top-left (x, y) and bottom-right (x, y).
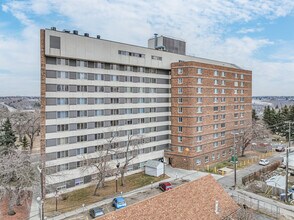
top-left (89, 207), bottom-right (104, 218)
top-left (276, 146), bottom-right (285, 152)
top-left (259, 159), bottom-right (270, 166)
top-left (159, 182), bottom-right (172, 192)
top-left (112, 197), bottom-right (127, 209)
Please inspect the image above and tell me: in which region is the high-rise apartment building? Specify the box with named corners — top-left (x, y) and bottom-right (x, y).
top-left (40, 28), bottom-right (252, 192)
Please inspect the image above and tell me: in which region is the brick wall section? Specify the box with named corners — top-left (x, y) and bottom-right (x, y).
top-left (100, 175), bottom-right (239, 220)
top-left (165, 61), bottom-right (252, 170)
top-left (40, 29), bottom-right (46, 197)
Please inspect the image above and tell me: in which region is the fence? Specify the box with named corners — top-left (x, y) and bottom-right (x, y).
top-left (242, 161), bottom-right (281, 185)
top-left (231, 193), bottom-right (280, 218)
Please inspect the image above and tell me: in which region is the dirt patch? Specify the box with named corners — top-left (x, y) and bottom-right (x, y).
top-left (0, 192), bottom-right (32, 220)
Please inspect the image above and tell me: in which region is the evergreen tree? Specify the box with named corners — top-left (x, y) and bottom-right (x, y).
top-left (0, 118), bottom-right (17, 154)
top-left (22, 136), bottom-right (29, 150)
top-left (252, 109), bottom-right (259, 121)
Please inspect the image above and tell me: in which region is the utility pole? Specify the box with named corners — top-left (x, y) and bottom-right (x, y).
top-left (285, 121), bottom-right (291, 203)
top-left (232, 132), bottom-right (239, 190)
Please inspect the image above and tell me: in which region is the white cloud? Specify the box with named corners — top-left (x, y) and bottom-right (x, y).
top-left (237, 27), bottom-right (263, 34)
top-left (1, 0), bottom-right (294, 96)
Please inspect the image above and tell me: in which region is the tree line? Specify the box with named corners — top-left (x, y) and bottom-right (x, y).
top-left (263, 105), bottom-right (294, 139)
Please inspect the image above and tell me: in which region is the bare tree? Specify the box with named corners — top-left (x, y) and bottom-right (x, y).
top-left (24, 111), bottom-right (40, 152)
top-left (0, 150), bottom-right (39, 215)
top-left (118, 134), bottom-right (142, 186)
top-left (81, 132), bottom-right (118, 196)
top-left (239, 120), bottom-right (271, 157)
top-left (10, 111), bottom-right (29, 142)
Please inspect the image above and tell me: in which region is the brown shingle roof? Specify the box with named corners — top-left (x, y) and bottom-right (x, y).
top-left (100, 175), bottom-right (239, 220)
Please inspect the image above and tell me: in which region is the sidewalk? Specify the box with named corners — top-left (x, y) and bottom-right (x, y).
top-left (46, 166), bottom-right (222, 220)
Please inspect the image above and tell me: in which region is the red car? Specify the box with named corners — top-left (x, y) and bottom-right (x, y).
top-left (159, 182), bottom-right (172, 191)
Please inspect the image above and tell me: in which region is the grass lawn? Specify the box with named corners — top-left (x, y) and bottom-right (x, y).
top-left (44, 172), bottom-right (168, 216)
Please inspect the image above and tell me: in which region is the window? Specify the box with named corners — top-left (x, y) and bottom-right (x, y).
top-left (95, 98), bottom-right (104, 104)
top-left (178, 68), bottom-right (183, 74)
top-left (57, 124), bottom-right (68, 131)
top-left (178, 117), bottom-right (183, 123)
top-left (196, 126), bottom-right (203, 132)
top-left (240, 112), bottom-right (245, 118)
top-left (197, 97), bottom-right (203, 103)
top-left (197, 87), bottom-right (203, 94)
top-left (234, 105), bottom-right (238, 110)
top-left (214, 70), bottom-right (218, 76)
top-left (77, 85), bottom-right (87, 92)
top-left (197, 78), bottom-right (202, 84)
top-left (178, 78), bottom-right (183, 84)
top-left (151, 55), bottom-right (162, 60)
top-left (217, 153), bottom-right (220, 159)
top-left (57, 137), bottom-right (68, 145)
top-left (77, 135), bottom-right (87, 142)
top-left (240, 97), bottom-right (244, 102)
top-left (76, 73), bottom-right (87, 80)
top-left (196, 145), bottom-right (202, 152)
top-left (221, 140), bottom-right (225, 145)
top-left (213, 142), bottom-right (219, 147)
top-left (205, 156), bottom-right (209, 163)
top-left (197, 107), bottom-right (202, 113)
top-left (222, 150), bottom-right (226, 157)
top-left (178, 146), bottom-right (184, 152)
top-left (221, 123), bottom-right (226, 128)
top-left (178, 107), bottom-right (183, 113)
top-left (221, 132), bottom-right (225, 137)
top-left (213, 115), bottom-right (219, 120)
top-left (77, 123), bottom-right (87, 130)
top-left (240, 74), bottom-right (244, 79)
top-left (234, 113), bottom-right (238, 118)
top-left (214, 88), bottom-right (218, 94)
top-left (241, 82), bottom-right (244, 87)
top-left (57, 98), bottom-right (68, 105)
top-left (178, 98), bottom-right (183, 103)
top-left (57, 85), bottom-right (69, 92)
top-left (221, 80), bottom-right (225, 86)
top-left (57, 58), bottom-right (69, 65)
top-left (196, 136), bottom-right (202, 142)
top-left (213, 133), bottom-right (219, 139)
top-left (77, 110), bottom-right (87, 117)
top-left (221, 114), bottom-right (226, 120)
top-left (196, 158), bottom-right (201, 165)
top-left (212, 154), bottom-right (215, 161)
top-left (77, 98), bottom-right (87, 105)
top-left (240, 105), bottom-right (245, 110)
top-left (213, 106), bottom-right (219, 112)
top-left (234, 81), bottom-right (238, 87)
top-left (221, 89), bottom-right (225, 94)
top-left (240, 120), bottom-right (244, 125)
top-left (197, 68), bottom-right (202, 74)
top-left (95, 110), bottom-right (104, 116)
top-left (221, 97), bottom-right (226, 102)
top-left (178, 127), bottom-right (183, 133)
top-left (241, 90), bottom-right (244, 94)
top-left (214, 79), bottom-right (218, 85)
top-left (57, 151), bottom-right (68, 158)
top-left (221, 71), bottom-right (226, 77)
top-left (214, 97), bottom-right (218, 103)
top-left (197, 117), bottom-right (203, 122)
top-left (235, 73), bottom-right (238, 79)
top-left (214, 124), bottom-right (218, 130)
top-left (57, 111), bottom-right (68, 118)
top-left (95, 74), bottom-right (103, 80)
top-left (221, 106), bottom-right (226, 111)
top-left (178, 88), bottom-right (183, 94)
top-left (75, 178), bottom-right (84, 186)
top-left (95, 133), bottom-right (104, 140)
top-left (57, 164), bottom-right (69, 172)
top-left (178, 136), bottom-right (183, 142)
top-left (57, 71), bottom-right (69, 79)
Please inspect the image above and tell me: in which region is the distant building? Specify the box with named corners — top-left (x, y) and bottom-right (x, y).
top-left (100, 175), bottom-right (240, 220)
top-left (40, 28), bottom-right (252, 192)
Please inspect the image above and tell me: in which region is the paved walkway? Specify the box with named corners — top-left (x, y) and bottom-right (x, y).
top-left (45, 166), bottom-right (222, 220)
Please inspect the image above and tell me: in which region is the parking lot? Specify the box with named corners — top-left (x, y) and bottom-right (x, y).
top-left (64, 179), bottom-right (186, 220)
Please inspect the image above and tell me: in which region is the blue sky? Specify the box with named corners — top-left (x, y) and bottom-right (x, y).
top-left (0, 0), bottom-right (294, 96)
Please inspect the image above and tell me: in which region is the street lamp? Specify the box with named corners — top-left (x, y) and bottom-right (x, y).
top-left (231, 132), bottom-right (239, 190)
top-left (116, 163), bottom-right (120, 193)
top-left (37, 165), bottom-right (44, 220)
top-left (54, 189), bottom-right (59, 212)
